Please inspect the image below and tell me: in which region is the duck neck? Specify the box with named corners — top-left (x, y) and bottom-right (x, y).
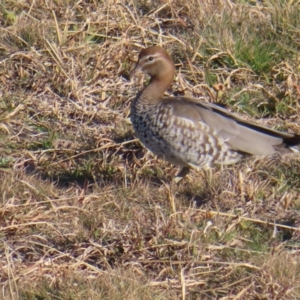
top-left (139, 73), bottom-right (174, 103)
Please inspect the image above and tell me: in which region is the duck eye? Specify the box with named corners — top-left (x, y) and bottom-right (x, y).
top-left (148, 56), bottom-right (154, 61)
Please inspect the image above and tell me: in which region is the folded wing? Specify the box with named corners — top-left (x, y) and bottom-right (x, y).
top-left (168, 97), bottom-right (300, 156)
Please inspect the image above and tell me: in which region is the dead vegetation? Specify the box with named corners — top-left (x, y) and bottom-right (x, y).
top-left (0, 0), bottom-right (300, 299)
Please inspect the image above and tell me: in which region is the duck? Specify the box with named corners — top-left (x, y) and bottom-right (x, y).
top-left (130, 45), bottom-right (300, 181)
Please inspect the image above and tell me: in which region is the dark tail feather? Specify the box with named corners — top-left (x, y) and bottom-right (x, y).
top-left (282, 134), bottom-right (300, 147)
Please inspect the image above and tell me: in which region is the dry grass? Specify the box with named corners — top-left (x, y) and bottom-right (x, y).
top-left (1, 0), bottom-right (300, 299)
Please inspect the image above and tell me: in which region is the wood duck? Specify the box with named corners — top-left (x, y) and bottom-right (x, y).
top-left (130, 45), bottom-right (300, 180)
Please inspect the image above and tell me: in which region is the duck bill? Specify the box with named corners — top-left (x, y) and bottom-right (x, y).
top-left (130, 63), bottom-right (142, 78)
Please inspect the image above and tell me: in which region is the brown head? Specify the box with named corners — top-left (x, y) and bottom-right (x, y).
top-left (130, 46), bottom-right (175, 87)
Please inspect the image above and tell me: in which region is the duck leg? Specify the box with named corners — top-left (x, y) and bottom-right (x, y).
top-left (174, 166), bottom-right (190, 183)
top-left (203, 166), bottom-right (213, 187)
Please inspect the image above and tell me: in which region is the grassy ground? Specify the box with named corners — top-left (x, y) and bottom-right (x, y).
top-left (1, 0), bottom-right (300, 299)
